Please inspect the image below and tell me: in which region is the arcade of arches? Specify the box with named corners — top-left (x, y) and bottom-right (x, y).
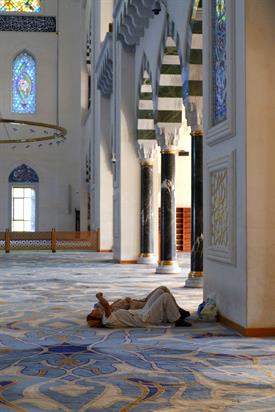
top-left (0, 0), bottom-right (275, 409)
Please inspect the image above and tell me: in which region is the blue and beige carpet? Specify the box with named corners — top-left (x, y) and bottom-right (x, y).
top-left (0, 252), bottom-right (274, 411)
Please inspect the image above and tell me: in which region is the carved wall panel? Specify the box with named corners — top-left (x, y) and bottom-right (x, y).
top-left (206, 151), bottom-right (236, 264)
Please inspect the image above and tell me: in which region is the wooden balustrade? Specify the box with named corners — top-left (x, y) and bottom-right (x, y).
top-left (0, 229), bottom-right (99, 253)
top-left (51, 228), bottom-right (56, 253)
top-left (5, 229), bottom-right (10, 253)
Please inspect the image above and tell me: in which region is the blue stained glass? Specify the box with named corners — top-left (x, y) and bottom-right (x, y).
top-left (212, 0), bottom-right (227, 124)
top-left (12, 51), bottom-right (36, 114)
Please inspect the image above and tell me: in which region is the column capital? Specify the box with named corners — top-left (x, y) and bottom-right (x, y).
top-left (191, 129), bottom-right (203, 138)
top-left (184, 99), bottom-right (203, 134)
top-left (137, 140), bottom-right (158, 164)
top-left (155, 125), bottom-right (181, 153)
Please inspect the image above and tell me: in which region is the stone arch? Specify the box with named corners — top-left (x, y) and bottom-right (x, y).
top-left (182, 0), bottom-right (203, 131)
top-left (155, 16), bottom-right (184, 135)
top-left (137, 54), bottom-right (155, 141)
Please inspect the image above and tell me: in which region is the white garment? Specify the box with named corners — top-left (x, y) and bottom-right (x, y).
top-left (102, 288), bottom-right (180, 328)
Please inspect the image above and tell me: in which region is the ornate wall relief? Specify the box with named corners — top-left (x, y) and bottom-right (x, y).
top-left (210, 167), bottom-right (228, 248)
top-left (0, 16), bottom-right (56, 32)
top-left (206, 151), bottom-right (236, 264)
top-left (9, 164), bottom-right (39, 183)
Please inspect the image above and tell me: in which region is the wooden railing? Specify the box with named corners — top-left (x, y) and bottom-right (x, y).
top-left (0, 229), bottom-right (99, 253)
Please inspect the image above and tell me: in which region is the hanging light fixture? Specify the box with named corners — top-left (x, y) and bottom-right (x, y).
top-left (0, 118), bottom-right (67, 145)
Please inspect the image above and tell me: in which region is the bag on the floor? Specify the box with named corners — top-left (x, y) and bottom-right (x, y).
top-left (197, 295), bottom-right (218, 321)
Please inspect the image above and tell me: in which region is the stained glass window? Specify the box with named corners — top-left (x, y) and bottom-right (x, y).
top-left (0, 0), bottom-right (41, 12)
top-left (212, 0), bottom-right (227, 124)
top-left (12, 51), bottom-right (36, 114)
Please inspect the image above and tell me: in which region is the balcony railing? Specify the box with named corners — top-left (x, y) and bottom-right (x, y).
top-left (0, 229), bottom-right (99, 253)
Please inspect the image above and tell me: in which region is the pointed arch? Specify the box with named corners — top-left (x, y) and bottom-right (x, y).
top-left (137, 55), bottom-right (156, 140)
top-left (0, 0), bottom-right (41, 12)
top-left (182, 0), bottom-right (203, 131)
top-left (156, 17), bottom-right (183, 132)
top-left (12, 50), bottom-right (37, 114)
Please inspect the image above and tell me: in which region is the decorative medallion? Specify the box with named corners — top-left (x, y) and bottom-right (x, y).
top-left (9, 164), bottom-right (39, 183)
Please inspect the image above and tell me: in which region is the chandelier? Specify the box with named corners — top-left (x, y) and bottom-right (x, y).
top-left (0, 118), bottom-right (67, 148)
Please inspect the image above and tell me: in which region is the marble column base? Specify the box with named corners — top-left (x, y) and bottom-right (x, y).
top-left (137, 253), bottom-right (157, 265)
top-left (155, 260), bottom-right (181, 274)
top-left (184, 271), bottom-right (204, 288)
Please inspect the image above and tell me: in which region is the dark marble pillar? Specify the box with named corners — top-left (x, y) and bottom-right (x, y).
top-left (137, 141), bottom-right (157, 264)
top-left (185, 130), bottom-right (203, 287)
top-left (156, 147), bottom-right (180, 273)
top-left (138, 160), bottom-right (157, 263)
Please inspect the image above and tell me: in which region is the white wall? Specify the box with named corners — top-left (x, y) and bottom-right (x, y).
top-left (246, 0), bottom-right (275, 328)
top-left (99, 0), bottom-right (113, 42)
top-left (175, 125), bottom-right (191, 207)
top-left (57, 0), bottom-right (83, 230)
top-left (0, 0), bottom-right (83, 231)
top-left (204, 0), bottom-right (275, 331)
top-left (100, 96), bottom-right (113, 250)
top-left (85, 0), bottom-right (114, 242)
top-left (113, 46), bottom-right (140, 261)
top-left (203, 0), bottom-right (247, 327)
top-left (204, 0), bottom-right (275, 333)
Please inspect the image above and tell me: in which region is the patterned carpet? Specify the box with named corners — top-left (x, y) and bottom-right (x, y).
top-left (0, 252), bottom-right (275, 411)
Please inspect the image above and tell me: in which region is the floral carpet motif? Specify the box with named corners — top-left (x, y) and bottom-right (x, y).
top-left (0, 252), bottom-right (274, 411)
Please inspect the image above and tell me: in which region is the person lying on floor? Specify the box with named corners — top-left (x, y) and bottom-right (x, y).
top-left (110, 285), bottom-right (190, 313)
top-left (88, 286), bottom-right (190, 319)
top-left (87, 286), bottom-right (191, 328)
